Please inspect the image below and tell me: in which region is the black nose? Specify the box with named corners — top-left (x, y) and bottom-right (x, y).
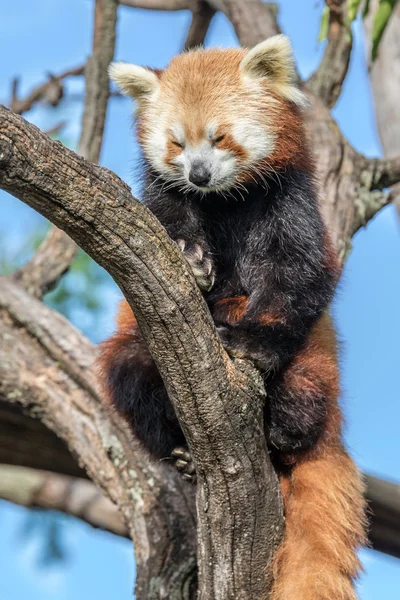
top-left (189, 163), bottom-right (211, 187)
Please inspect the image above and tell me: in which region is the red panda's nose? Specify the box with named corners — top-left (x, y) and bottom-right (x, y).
top-left (189, 162), bottom-right (211, 187)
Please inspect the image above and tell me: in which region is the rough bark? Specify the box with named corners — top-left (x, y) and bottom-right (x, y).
top-left (0, 275), bottom-right (197, 599)
top-left (0, 107), bottom-right (284, 598)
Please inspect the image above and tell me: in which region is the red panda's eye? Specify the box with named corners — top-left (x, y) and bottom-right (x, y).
top-left (171, 140), bottom-right (184, 149)
top-left (213, 135), bottom-right (225, 145)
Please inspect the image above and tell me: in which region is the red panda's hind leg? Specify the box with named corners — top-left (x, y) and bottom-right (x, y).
top-left (97, 301), bottom-right (186, 461)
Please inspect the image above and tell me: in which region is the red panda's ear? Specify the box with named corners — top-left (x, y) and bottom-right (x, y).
top-left (240, 34), bottom-right (307, 107)
top-left (108, 62), bottom-right (160, 99)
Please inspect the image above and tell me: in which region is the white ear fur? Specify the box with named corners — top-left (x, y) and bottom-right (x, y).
top-left (240, 34), bottom-right (307, 107)
top-left (108, 62), bottom-right (159, 99)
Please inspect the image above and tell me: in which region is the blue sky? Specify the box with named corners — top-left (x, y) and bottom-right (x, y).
top-left (1, 1), bottom-right (400, 598)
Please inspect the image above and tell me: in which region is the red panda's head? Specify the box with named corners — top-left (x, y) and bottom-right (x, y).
top-left (109, 35), bottom-right (308, 194)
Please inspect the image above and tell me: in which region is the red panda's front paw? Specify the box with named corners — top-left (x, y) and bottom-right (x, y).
top-left (171, 447), bottom-right (197, 484)
top-left (177, 239), bottom-right (215, 292)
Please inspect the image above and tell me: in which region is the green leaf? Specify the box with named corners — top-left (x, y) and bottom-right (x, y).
top-left (318, 6), bottom-right (330, 42)
top-left (371, 0), bottom-right (398, 61)
top-left (348, 0), bottom-right (362, 23)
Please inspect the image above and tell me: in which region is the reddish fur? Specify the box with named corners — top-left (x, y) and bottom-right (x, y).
top-left (97, 301), bottom-right (152, 408)
top-left (271, 314), bottom-right (366, 600)
top-left (115, 298), bottom-right (137, 330)
top-left (213, 295), bottom-right (249, 324)
top-left (258, 94), bottom-right (313, 173)
top-left (104, 302), bottom-right (366, 600)
top-left (258, 311), bottom-right (284, 326)
top-left (217, 130), bottom-right (249, 162)
top-left (107, 45), bottom-right (365, 597)
top-left (165, 139), bottom-right (183, 165)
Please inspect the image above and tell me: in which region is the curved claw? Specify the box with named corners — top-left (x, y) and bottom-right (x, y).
top-left (176, 239), bottom-right (215, 292)
top-left (171, 446), bottom-right (197, 484)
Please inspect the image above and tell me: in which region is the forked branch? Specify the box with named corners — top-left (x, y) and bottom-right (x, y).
top-left (0, 105), bottom-right (283, 599)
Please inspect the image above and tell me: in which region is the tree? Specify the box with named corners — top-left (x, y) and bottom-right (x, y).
top-left (1, 0), bottom-right (400, 598)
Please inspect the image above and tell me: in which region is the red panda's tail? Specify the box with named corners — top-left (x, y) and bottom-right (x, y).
top-left (271, 445), bottom-right (366, 600)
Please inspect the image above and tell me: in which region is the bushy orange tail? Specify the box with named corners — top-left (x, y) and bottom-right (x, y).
top-left (271, 446), bottom-right (366, 600)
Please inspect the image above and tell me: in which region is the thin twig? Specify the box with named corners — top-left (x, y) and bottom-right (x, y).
top-left (78, 0), bottom-right (118, 163)
top-left (10, 65), bottom-right (84, 115)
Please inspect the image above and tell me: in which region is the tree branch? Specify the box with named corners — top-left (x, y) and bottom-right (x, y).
top-left (78, 0), bottom-right (118, 163)
top-left (366, 473), bottom-right (400, 560)
top-left (350, 155), bottom-right (400, 235)
top-left (369, 155), bottom-right (400, 190)
top-left (9, 66), bottom-right (84, 115)
top-left (13, 227), bottom-right (78, 298)
top-left (184, 1), bottom-right (216, 49)
top-left (13, 0), bottom-right (118, 300)
top-left (0, 106), bottom-right (283, 598)
top-left (364, 0), bottom-right (400, 162)
top-left (352, 187), bottom-right (393, 236)
top-left (0, 465), bottom-right (128, 538)
top-left (3, 464), bottom-right (399, 560)
top-left (0, 274), bottom-right (197, 599)
top-left (0, 401), bottom-right (86, 478)
top-left (215, 0), bottom-right (279, 46)
top-left (119, 0), bottom-right (190, 9)
top-left (307, 0), bottom-right (353, 108)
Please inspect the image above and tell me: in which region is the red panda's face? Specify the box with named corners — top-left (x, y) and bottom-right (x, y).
top-left (110, 35), bottom-right (307, 194)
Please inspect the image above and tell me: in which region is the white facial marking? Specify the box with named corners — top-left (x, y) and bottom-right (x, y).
top-left (142, 108), bottom-right (275, 194)
top-left (232, 120), bottom-right (275, 163)
top-left (143, 126), bottom-right (168, 176)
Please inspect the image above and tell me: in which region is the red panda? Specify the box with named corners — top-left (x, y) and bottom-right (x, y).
top-left (98, 35), bottom-right (366, 600)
